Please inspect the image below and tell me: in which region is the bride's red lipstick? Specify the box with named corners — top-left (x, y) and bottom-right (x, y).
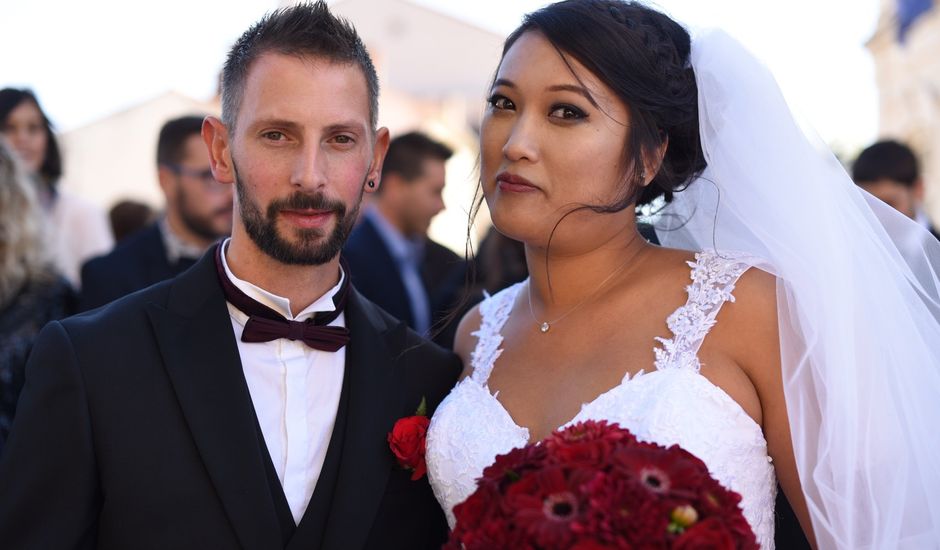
top-left (496, 172), bottom-right (539, 193)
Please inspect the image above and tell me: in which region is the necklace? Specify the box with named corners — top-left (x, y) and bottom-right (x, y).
top-left (526, 258), bottom-right (632, 334)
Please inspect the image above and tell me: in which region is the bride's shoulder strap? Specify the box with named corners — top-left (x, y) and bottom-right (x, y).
top-left (467, 282), bottom-right (523, 384)
top-left (654, 250), bottom-right (759, 371)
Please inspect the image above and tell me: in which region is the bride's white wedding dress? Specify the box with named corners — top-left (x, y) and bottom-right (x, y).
top-left (426, 250), bottom-right (777, 548)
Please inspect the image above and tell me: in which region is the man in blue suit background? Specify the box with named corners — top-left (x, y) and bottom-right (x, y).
top-left (343, 132), bottom-right (464, 344)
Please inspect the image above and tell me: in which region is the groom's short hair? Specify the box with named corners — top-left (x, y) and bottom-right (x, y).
top-left (220, 0), bottom-right (379, 132)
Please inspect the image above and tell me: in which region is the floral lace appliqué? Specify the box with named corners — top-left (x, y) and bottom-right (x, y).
top-left (468, 284), bottom-right (521, 384)
top-left (654, 250), bottom-right (756, 372)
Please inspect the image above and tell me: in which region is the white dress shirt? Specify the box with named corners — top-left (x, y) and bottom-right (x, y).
top-left (220, 242), bottom-right (345, 525)
top-left (158, 216), bottom-right (210, 264)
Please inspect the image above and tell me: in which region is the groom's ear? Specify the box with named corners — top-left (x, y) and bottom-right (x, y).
top-left (203, 116), bottom-right (236, 185)
top-left (365, 127), bottom-right (390, 195)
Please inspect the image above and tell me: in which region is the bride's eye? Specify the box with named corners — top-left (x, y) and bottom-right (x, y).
top-left (487, 94), bottom-right (515, 111)
top-left (549, 104), bottom-right (587, 120)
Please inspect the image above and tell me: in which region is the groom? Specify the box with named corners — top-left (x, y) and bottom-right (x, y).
top-left (0, 3), bottom-right (460, 549)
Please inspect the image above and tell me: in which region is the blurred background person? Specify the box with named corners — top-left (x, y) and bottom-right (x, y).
top-left (473, 226), bottom-right (528, 296)
top-left (79, 115), bottom-right (232, 311)
top-left (0, 140), bottom-right (76, 454)
top-left (344, 131), bottom-right (465, 343)
top-left (109, 199), bottom-right (156, 244)
top-left (852, 139), bottom-right (939, 240)
top-left (0, 88), bottom-right (113, 288)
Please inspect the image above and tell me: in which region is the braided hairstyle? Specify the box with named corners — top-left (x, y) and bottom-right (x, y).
top-left (500, 0), bottom-right (704, 208)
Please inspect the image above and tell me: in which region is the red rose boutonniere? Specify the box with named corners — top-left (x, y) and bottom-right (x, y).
top-left (388, 397), bottom-right (430, 480)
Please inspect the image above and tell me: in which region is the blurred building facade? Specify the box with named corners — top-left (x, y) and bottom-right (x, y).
top-left (867, 0), bottom-right (940, 218)
top-left (59, 0), bottom-right (504, 253)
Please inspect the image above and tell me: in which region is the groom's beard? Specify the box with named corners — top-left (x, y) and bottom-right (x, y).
top-left (232, 160), bottom-right (362, 266)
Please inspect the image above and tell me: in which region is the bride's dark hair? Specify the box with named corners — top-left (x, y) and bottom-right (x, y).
top-left (499, 0), bottom-right (705, 209)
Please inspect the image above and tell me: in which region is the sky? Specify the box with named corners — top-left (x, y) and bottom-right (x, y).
top-left (0, 0), bottom-right (881, 151)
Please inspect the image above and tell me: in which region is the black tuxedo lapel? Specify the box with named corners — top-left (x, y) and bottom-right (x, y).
top-left (319, 290), bottom-right (408, 550)
top-left (145, 249), bottom-right (283, 550)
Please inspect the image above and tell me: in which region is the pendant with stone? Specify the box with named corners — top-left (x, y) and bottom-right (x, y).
top-left (540, 322), bottom-right (550, 333)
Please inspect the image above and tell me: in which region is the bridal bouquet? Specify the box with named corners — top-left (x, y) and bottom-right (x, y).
top-left (444, 420), bottom-right (758, 549)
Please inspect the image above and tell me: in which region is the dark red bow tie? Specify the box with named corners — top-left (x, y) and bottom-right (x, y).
top-left (215, 246), bottom-right (351, 352)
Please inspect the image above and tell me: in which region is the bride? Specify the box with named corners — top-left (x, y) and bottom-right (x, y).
top-left (425, 1), bottom-right (940, 548)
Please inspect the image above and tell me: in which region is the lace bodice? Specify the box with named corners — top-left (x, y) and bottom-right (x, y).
top-left (426, 250), bottom-right (777, 548)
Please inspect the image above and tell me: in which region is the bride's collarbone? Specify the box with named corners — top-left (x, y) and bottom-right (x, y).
top-left (497, 309), bottom-right (661, 365)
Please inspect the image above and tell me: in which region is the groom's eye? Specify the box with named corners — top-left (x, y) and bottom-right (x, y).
top-left (262, 131), bottom-right (286, 141)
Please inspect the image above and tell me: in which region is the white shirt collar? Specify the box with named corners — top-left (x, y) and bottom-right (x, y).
top-left (219, 238), bottom-right (345, 322)
top-left (159, 216), bottom-right (212, 264)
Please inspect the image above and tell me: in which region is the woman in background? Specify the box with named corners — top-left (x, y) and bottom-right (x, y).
top-left (0, 140), bottom-right (76, 453)
top-left (0, 88), bottom-right (112, 287)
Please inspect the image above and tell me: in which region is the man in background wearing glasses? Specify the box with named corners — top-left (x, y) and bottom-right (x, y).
top-left (78, 115), bottom-right (234, 311)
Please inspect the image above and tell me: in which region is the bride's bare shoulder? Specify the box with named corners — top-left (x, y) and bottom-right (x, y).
top-left (727, 264), bottom-right (778, 324)
top-left (731, 265), bottom-right (778, 309)
top-left (715, 262), bottom-right (781, 366)
top-left (653, 246), bottom-right (778, 309)
top-left (647, 245), bottom-right (780, 354)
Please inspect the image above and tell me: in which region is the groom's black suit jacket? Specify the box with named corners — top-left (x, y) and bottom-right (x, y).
top-left (0, 248), bottom-right (462, 550)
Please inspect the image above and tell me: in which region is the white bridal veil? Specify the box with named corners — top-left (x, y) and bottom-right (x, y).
top-left (657, 29), bottom-right (940, 549)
